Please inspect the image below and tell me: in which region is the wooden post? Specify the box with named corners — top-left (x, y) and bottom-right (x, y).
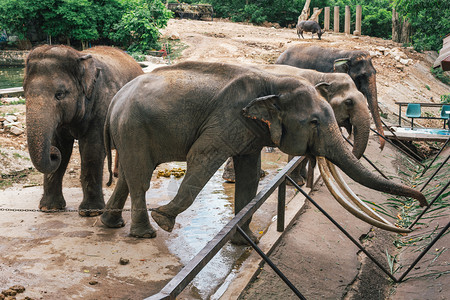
top-left (334, 6), bottom-right (339, 33)
top-left (345, 6), bottom-right (350, 34)
top-left (354, 5), bottom-right (362, 36)
top-left (313, 7), bottom-right (318, 23)
top-left (298, 0), bottom-right (311, 22)
top-left (324, 7), bottom-right (330, 31)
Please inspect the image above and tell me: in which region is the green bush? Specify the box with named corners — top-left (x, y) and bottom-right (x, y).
top-left (441, 94), bottom-right (450, 104)
top-left (431, 67), bottom-right (450, 86)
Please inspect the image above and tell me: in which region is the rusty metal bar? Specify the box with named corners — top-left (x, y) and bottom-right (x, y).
top-left (420, 154), bottom-right (450, 192)
top-left (286, 175), bottom-right (399, 282)
top-left (146, 156), bottom-right (305, 300)
top-left (397, 222), bottom-right (449, 282)
top-left (343, 136), bottom-right (388, 179)
top-left (236, 226), bottom-right (307, 299)
top-left (277, 180), bottom-right (287, 232)
top-left (410, 179), bottom-right (450, 229)
top-left (420, 137), bottom-right (450, 177)
top-left (370, 128), bottom-right (425, 166)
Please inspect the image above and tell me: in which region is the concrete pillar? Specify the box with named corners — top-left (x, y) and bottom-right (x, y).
top-left (334, 6), bottom-right (339, 33)
top-left (324, 7), bottom-right (330, 31)
top-left (354, 5), bottom-right (362, 36)
top-left (345, 6), bottom-right (350, 34)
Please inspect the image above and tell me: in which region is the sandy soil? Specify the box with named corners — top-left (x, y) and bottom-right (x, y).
top-left (0, 18), bottom-right (449, 299)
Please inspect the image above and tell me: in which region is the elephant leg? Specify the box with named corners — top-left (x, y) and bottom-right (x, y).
top-left (78, 131), bottom-right (106, 216)
top-left (222, 157), bottom-right (235, 183)
top-left (39, 135), bottom-right (74, 211)
top-left (152, 146), bottom-right (227, 232)
top-left (231, 153), bottom-right (260, 245)
top-left (287, 155), bottom-right (307, 186)
top-left (101, 167), bottom-right (129, 228)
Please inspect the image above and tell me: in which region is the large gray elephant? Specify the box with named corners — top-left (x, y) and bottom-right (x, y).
top-left (24, 45), bottom-right (143, 215)
top-left (101, 62), bottom-right (426, 244)
top-left (276, 45), bottom-right (385, 150)
top-left (222, 64), bottom-right (371, 183)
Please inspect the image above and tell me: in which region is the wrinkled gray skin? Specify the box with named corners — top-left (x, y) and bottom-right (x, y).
top-left (223, 64), bottom-right (371, 184)
top-left (297, 20), bottom-right (323, 40)
top-left (276, 45), bottom-right (385, 150)
top-left (24, 45), bottom-right (143, 215)
top-left (101, 61), bottom-right (425, 244)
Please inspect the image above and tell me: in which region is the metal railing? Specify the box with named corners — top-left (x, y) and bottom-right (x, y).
top-left (146, 150), bottom-right (449, 299)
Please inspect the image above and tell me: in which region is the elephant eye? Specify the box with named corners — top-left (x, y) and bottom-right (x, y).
top-left (55, 91), bottom-right (67, 100)
top-left (310, 118), bottom-right (319, 126)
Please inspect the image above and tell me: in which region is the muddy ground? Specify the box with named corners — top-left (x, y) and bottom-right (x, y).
top-left (1, 18), bottom-right (449, 299)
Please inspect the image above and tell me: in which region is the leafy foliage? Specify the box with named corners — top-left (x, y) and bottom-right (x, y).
top-left (0, 0), bottom-right (171, 52)
top-left (109, 0), bottom-right (172, 52)
top-left (394, 0), bottom-right (450, 51)
top-left (431, 67), bottom-right (450, 86)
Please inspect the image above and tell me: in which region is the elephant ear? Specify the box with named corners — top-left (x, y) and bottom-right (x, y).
top-left (242, 95), bottom-right (283, 146)
top-left (314, 82), bottom-right (331, 101)
top-left (333, 58), bottom-right (350, 73)
top-left (78, 54), bottom-right (101, 99)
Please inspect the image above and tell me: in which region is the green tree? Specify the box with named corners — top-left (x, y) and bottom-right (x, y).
top-left (394, 0), bottom-right (450, 51)
top-left (109, 0), bottom-right (172, 52)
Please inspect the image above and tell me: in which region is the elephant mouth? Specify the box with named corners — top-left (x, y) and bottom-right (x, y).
top-left (317, 157), bottom-right (411, 233)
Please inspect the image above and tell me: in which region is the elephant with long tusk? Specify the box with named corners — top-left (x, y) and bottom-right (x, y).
top-left (276, 45), bottom-right (386, 150)
top-left (101, 62), bottom-right (426, 244)
top-left (222, 64), bottom-right (371, 185)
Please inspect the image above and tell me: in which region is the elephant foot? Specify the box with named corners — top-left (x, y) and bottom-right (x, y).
top-left (151, 209), bottom-right (176, 232)
top-left (78, 200), bottom-right (105, 217)
top-left (130, 224), bottom-right (157, 238)
top-left (39, 195), bottom-right (66, 212)
top-left (231, 227), bottom-right (259, 246)
top-left (101, 212), bottom-right (125, 228)
top-left (286, 175), bottom-right (305, 187)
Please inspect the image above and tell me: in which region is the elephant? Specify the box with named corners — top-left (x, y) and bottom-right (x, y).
top-left (24, 45), bottom-right (143, 215)
top-left (101, 61), bottom-right (426, 244)
top-left (222, 64), bottom-right (371, 184)
top-left (275, 45), bottom-right (385, 150)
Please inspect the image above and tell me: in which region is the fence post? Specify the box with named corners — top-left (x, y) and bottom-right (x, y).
top-left (313, 7), bottom-right (318, 23)
top-left (324, 7), bottom-right (330, 31)
top-left (354, 5), bottom-right (362, 36)
top-left (334, 6), bottom-right (339, 33)
top-left (345, 5), bottom-right (350, 34)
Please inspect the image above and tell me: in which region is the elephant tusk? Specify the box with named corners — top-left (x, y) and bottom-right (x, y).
top-left (317, 157), bottom-right (411, 233)
top-left (325, 159), bottom-right (390, 224)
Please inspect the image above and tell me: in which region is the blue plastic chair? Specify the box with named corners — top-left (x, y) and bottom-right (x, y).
top-left (406, 103), bottom-right (421, 129)
top-left (441, 104), bottom-right (450, 129)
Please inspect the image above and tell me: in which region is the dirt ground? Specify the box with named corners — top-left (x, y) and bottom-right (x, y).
top-left (1, 18), bottom-right (449, 299)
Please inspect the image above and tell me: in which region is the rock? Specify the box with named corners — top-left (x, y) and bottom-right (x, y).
top-left (9, 286), bottom-right (25, 293)
top-left (119, 257), bottom-right (130, 265)
top-left (369, 51), bottom-right (382, 57)
top-left (396, 64), bottom-right (404, 71)
top-left (400, 58), bottom-right (412, 65)
top-left (9, 126), bottom-right (24, 136)
top-left (169, 32), bottom-right (180, 40)
top-left (5, 115), bottom-right (18, 123)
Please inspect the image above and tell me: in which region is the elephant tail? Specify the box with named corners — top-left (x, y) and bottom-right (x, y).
top-left (104, 115), bottom-right (114, 187)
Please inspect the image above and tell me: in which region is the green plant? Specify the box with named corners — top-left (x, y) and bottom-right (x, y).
top-left (431, 67), bottom-right (450, 85)
top-left (109, 0), bottom-right (172, 52)
top-left (441, 94), bottom-right (450, 104)
top-left (425, 84), bottom-right (430, 90)
top-left (130, 52), bottom-right (146, 62)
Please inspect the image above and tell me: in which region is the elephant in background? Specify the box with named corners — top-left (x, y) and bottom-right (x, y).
top-left (101, 61), bottom-right (426, 244)
top-left (276, 45), bottom-right (385, 150)
top-left (24, 45), bottom-right (143, 215)
top-left (222, 64), bottom-right (371, 184)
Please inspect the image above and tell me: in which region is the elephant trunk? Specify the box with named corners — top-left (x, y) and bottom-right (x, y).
top-left (349, 103), bottom-right (371, 159)
top-left (324, 125), bottom-right (427, 207)
top-left (26, 103), bottom-right (61, 174)
top-left (361, 75), bottom-right (385, 150)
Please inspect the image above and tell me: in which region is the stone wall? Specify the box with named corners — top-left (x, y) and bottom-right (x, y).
top-left (0, 51), bottom-right (28, 66)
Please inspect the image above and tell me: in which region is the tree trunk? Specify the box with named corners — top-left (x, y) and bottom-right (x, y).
top-left (309, 8), bottom-right (323, 22)
top-left (298, 0), bottom-right (311, 22)
top-left (392, 8), bottom-right (411, 44)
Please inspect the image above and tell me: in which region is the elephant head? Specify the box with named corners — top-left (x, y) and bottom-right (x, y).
top-left (243, 81), bottom-right (426, 208)
top-left (333, 52), bottom-right (385, 150)
top-left (24, 45), bottom-right (100, 174)
top-left (255, 65), bottom-right (370, 159)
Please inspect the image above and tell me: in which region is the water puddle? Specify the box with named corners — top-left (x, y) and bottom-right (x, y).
top-left (145, 150), bottom-right (288, 299)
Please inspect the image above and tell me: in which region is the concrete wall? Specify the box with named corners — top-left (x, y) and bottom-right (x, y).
top-left (0, 51), bottom-right (28, 66)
